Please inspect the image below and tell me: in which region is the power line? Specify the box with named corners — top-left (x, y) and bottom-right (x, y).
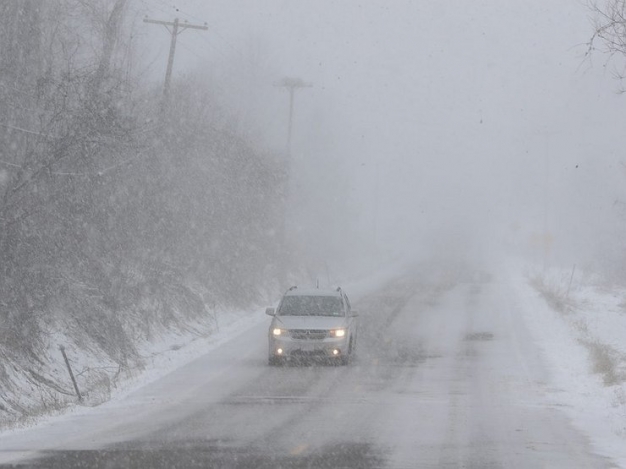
top-left (137, 2), bottom-right (250, 62)
top-left (177, 41), bottom-right (214, 62)
top-left (50, 148), bottom-right (152, 177)
top-left (167, 5), bottom-right (204, 23)
top-left (0, 159), bottom-right (21, 168)
top-left (191, 22), bottom-right (245, 58)
top-left (136, 0), bottom-right (183, 19)
top-left (0, 122), bottom-right (55, 139)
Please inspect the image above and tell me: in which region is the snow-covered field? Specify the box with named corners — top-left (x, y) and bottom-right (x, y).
top-left (514, 264), bottom-right (626, 466)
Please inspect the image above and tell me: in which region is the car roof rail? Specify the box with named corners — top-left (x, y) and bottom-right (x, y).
top-left (287, 285), bottom-right (298, 292)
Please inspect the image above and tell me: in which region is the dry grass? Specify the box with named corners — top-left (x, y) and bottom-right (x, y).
top-left (579, 339), bottom-right (626, 386)
top-left (529, 273), bottom-right (626, 387)
top-left (528, 275), bottom-right (578, 315)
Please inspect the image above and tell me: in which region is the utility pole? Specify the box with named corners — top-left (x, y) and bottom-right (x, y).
top-left (274, 77), bottom-right (311, 253)
top-left (143, 17), bottom-right (208, 98)
top-left (274, 77), bottom-right (312, 157)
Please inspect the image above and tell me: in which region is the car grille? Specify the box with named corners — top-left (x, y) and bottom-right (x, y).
top-left (290, 329), bottom-right (329, 340)
top-left (291, 350), bottom-right (326, 357)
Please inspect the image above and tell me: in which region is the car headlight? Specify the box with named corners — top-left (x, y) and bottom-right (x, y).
top-left (272, 328), bottom-right (287, 336)
top-left (330, 328), bottom-right (346, 338)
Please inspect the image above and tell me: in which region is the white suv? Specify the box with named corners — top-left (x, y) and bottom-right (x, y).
top-left (266, 287), bottom-right (358, 366)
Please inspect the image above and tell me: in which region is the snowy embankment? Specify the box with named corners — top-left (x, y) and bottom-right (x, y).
top-left (0, 261), bottom-right (407, 433)
top-left (0, 297), bottom-right (251, 431)
top-left (513, 264), bottom-right (626, 465)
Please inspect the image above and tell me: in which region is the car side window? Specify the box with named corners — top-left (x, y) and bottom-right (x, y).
top-left (344, 294), bottom-right (351, 313)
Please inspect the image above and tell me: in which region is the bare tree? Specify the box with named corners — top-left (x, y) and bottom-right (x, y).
top-left (0, 0), bottom-right (288, 423)
top-left (0, 0), bottom-right (137, 351)
top-left (588, 0), bottom-right (626, 87)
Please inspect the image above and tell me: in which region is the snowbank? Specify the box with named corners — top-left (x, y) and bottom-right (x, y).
top-left (512, 263), bottom-right (626, 466)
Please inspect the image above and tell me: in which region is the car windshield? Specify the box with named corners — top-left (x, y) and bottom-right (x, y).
top-left (278, 296), bottom-right (344, 317)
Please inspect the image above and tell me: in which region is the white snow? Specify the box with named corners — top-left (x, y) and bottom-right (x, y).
top-left (508, 262), bottom-right (626, 467)
top-left (2, 258), bottom-right (626, 467)
top-left (0, 260), bottom-right (407, 443)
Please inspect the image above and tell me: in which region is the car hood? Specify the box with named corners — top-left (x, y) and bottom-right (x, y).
top-left (273, 315), bottom-right (348, 330)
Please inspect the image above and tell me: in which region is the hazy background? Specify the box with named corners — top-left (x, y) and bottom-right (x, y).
top-left (133, 0), bottom-right (626, 276)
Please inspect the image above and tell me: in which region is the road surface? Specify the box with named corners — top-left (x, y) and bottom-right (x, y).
top-left (0, 268), bottom-right (617, 468)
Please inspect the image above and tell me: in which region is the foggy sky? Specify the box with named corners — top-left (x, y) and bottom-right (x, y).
top-left (133, 0), bottom-right (626, 273)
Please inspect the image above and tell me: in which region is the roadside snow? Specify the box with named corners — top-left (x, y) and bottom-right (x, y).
top-left (510, 264), bottom-right (626, 467)
top-left (4, 258), bottom-right (624, 466)
top-left (0, 260), bottom-right (407, 440)
top-left (0, 307), bottom-right (266, 439)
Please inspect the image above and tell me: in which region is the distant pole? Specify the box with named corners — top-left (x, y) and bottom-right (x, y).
top-left (565, 264), bottom-right (576, 299)
top-left (274, 77), bottom-right (311, 250)
top-left (274, 77), bottom-right (312, 157)
top-left (541, 130), bottom-right (557, 272)
top-left (287, 86), bottom-right (295, 152)
top-left (143, 17), bottom-right (208, 98)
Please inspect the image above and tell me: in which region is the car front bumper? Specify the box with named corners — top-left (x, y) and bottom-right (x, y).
top-left (269, 335), bottom-right (349, 360)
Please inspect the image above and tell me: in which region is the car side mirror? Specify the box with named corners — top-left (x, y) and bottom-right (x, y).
top-left (265, 307), bottom-right (276, 316)
top-left (350, 310), bottom-right (358, 317)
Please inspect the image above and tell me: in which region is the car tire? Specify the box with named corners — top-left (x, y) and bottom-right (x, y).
top-left (342, 338), bottom-right (355, 366)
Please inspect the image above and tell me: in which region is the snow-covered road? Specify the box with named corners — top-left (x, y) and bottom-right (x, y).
top-left (0, 270), bottom-right (620, 468)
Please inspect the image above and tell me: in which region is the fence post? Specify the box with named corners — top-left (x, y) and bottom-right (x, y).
top-left (59, 345), bottom-right (82, 402)
top-left (565, 264), bottom-right (577, 299)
